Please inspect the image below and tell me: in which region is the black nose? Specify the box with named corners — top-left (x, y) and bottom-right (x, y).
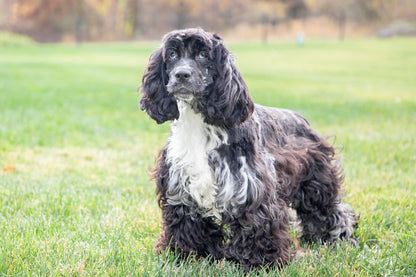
top-left (175, 68), bottom-right (192, 81)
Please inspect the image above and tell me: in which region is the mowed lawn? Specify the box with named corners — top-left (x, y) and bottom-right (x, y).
top-left (0, 38), bottom-right (415, 276)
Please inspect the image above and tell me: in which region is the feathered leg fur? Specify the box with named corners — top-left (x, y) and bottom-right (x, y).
top-left (224, 201), bottom-right (292, 270)
top-left (291, 135), bottom-right (358, 243)
top-left (156, 204), bottom-right (225, 259)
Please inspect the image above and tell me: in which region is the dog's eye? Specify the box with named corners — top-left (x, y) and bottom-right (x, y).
top-left (168, 51), bottom-right (178, 61)
top-left (198, 51), bottom-right (208, 60)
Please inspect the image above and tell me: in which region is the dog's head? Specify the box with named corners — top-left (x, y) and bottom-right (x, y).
top-left (139, 28), bottom-right (254, 128)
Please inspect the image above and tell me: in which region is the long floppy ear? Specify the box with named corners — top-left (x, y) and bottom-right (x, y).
top-left (202, 42), bottom-right (254, 129)
top-left (139, 48), bottom-right (179, 124)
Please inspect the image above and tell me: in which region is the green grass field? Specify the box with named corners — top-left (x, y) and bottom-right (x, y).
top-left (1, 38), bottom-right (415, 276)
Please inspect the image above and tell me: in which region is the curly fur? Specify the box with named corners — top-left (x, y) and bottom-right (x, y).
top-left (139, 28), bottom-right (358, 270)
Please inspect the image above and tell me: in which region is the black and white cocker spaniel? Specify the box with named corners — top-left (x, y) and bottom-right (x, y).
top-left (139, 28), bottom-right (358, 269)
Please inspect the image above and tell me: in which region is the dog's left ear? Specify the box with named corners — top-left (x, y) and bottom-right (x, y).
top-left (139, 48), bottom-right (179, 124)
top-left (201, 40), bottom-right (254, 129)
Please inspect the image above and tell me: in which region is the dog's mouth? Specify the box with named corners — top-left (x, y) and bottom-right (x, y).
top-left (172, 87), bottom-right (194, 100)
top-left (167, 77), bottom-right (206, 101)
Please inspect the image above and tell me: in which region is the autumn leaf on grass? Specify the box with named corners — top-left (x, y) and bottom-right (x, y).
top-left (3, 166), bottom-right (16, 173)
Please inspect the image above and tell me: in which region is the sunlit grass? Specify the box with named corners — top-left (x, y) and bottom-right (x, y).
top-left (1, 38), bottom-right (415, 275)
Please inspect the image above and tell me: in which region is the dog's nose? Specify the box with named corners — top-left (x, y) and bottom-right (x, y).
top-left (175, 68), bottom-right (192, 81)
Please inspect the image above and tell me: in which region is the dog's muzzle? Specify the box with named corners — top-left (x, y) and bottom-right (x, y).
top-left (167, 61), bottom-right (205, 100)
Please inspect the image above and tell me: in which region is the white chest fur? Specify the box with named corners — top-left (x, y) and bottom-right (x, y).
top-left (166, 101), bottom-right (227, 215)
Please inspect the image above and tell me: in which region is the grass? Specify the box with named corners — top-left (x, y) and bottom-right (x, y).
top-left (0, 37), bottom-right (415, 276)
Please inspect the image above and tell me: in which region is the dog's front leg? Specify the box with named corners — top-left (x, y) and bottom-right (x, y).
top-left (156, 204), bottom-right (225, 260)
top-left (224, 201), bottom-right (293, 270)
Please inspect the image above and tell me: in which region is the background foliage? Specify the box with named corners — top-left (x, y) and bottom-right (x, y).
top-left (1, 0), bottom-right (416, 42)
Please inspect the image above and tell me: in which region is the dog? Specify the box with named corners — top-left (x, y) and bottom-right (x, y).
top-left (139, 28), bottom-right (358, 269)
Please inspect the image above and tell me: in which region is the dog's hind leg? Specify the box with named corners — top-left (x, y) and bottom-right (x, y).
top-left (295, 191), bottom-right (358, 243)
top-left (292, 140), bottom-right (358, 243)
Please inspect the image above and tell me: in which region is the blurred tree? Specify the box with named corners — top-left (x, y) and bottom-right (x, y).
top-left (0, 0), bottom-right (13, 29)
top-left (253, 0), bottom-right (309, 42)
top-left (354, 0), bottom-right (382, 22)
top-left (10, 0), bottom-right (77, 41)
top-left (75, 0), bottom-right (84, 43)
top-left (176, 1), bottom-right (190, 29)
top-left (320, 0), bottom-right (349, 40)
top-left (284, 0), bottom-right (308, 19)
top-left (125, 0), bottom-right (141, 38)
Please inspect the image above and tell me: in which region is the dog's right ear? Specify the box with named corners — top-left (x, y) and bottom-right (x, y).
top-left (139, 48), bottom-right (179, 124)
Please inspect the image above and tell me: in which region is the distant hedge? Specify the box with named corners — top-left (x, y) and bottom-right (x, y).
top-left (0, 31), bottom-right (36, 47)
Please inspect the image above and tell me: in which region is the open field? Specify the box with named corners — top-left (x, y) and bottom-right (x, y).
top-left (0, 38), bottom-right (415, 276)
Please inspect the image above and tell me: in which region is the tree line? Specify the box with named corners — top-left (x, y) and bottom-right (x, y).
top-left (0, 0), bottom-right (414, 42)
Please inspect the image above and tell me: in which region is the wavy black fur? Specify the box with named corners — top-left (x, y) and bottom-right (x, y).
top-left (139, 28), bottom-right (358, 270)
